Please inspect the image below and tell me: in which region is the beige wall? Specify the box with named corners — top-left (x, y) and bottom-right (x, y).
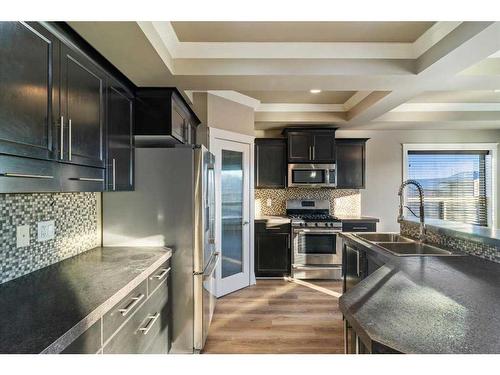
top-left (193, 93), bottom-right (255, 146)
top-left (257, 129), bottom-right (500, 231)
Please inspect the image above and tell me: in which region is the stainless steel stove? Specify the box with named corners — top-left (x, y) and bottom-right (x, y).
top-left (286, 200), bottom-right (343, 280)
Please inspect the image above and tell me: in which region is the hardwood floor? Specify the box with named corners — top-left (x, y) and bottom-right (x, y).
top-left (203, 279), bottom-right (344, 354)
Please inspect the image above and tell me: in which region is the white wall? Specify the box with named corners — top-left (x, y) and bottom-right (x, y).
top-left (337, 129), bottom-right (500, 231)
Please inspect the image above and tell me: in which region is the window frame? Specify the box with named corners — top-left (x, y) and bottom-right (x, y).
top-left (402, 143), bottom-right (498, 228)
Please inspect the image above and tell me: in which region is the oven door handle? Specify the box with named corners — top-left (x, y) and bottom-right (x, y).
top-left (295, 229), bottom-right (341, 234)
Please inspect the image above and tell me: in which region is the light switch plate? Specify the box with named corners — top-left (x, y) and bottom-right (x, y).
top-left (16, 225), bottom-right (30, 248)
top-left (266, 198), bottom-right (272, 207)
top-left (37, 220), bottom-right (55, 242)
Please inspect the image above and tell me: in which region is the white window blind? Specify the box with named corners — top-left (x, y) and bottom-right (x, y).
top-left (406, 150), bottom-right (491, 227)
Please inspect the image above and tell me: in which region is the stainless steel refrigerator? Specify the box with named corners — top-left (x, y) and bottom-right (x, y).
top-left (102, 145), bottom-right (218, 353)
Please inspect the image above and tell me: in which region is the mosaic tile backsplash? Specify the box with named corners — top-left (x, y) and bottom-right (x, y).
top-left (400, 221), bottom-right (500, 263)
top-left (0, 193), bottom-right (100, 284)
top-left (255, 188), bottom-right (361, 217)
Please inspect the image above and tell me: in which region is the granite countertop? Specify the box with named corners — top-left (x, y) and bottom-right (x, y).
top-left (338, 234), bottom-right (500, 353)
top-left (0, 246), bottom-right (171, 354)
top-left (336, 216), bottom-right (380, 223)
top-left (255, 215), bottom-right (291, 223)
top-left (403, 217), bottom-right (500, 247)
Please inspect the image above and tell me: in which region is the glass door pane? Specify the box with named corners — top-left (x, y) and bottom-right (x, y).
top-left (221, 150), bottom-right (244, 278)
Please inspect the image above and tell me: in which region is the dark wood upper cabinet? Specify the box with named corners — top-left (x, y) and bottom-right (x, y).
top-left (107, 78), bottom-right (134, 191)
top-left (255, 138), bottom-right (286, 188)
top-left (283, 128), bottom-right (336, 163)
top-left (0, 22), bottom-right (60, 161)
top-left (336, 138), bottom-right (368, 189)
top-left (60, 44), bottom-right (105, 168)
top-left (312, 132), bottom-right (336, 162)
top-left (287, 131), bottom-right (311, 162)
top-left (134, 88), bottom-right (200, 147)
top-left (0, 22), bottom-right (137, 193)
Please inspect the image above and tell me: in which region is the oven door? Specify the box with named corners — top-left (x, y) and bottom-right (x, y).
top-left (288, 164), bottom-right (335, 187)
top-left (293, 228), bottom-right (342, 265)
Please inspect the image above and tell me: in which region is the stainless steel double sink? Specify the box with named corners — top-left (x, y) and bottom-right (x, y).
top-left (352, 232), bottom-right (460, 257)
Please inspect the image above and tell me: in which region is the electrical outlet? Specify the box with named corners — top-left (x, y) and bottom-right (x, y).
top-left (37, 220), bottom-right (55, 242)
top-left (266, 198), bottom-right (272, 207)
top-left (16, 225), bottom-right (30, 248)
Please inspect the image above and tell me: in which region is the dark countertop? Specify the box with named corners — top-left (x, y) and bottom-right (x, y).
top-left (255, 215), bottom-right (378, 223)
top-left (338, 234), bottom-right (500, 353)
top-left (404, 217), bottom-right (500, 247)
top-left (0, 246), bottom-right (171, 354)
top-left (255, 215), bottom-right (291, 223)
top-left (337, 216), bottom-right (380, 223)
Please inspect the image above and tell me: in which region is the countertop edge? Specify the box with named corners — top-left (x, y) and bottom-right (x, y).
top-left (338, 217), bottom-right (380, 223)
top-left (40, 247), bottom-right (172, 354)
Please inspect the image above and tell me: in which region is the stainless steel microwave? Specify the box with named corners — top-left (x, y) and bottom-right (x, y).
top-left (288, 164), bottom-right (336, 188)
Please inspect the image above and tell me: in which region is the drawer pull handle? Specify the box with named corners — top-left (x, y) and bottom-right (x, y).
top-left (118, 293), bottom-right (145, 316)
top-left (3, 173), bottom-right (54, 179)
top-left (152, 267), bottom-right (171, 281)
top-left (70, 177), bottom-right (105, 182)
top-left (139, 313), bottom-right (160, 335)
top-left (352, 227), bottom-right (368, 230)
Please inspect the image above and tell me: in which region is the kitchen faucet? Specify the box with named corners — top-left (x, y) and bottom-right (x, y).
top-left (398, 179), bottom-right (426, 242)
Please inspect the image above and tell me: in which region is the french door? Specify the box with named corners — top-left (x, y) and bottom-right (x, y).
top-left (212, 138), bottom-right (251, 297)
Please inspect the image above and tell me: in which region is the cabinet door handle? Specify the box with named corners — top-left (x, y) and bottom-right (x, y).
top-left (352, 226), bottom-right (368, 230)
top-left (356, 250), bottom-right (360, 277)
top-left (312, 146), bottom-right (315, 160)
top-left (70, 177), bottom-right (105, 182)
top-left (309, 146), bottom-right (312, 160)
top-left (68, 118), bottom-right (72, 161)
top-left (139, 313), bottom-right (160, 335)
top-left (3, 173), bottom-right (54, 179)
top-left (151, 267), bottom-right (171, 280)
top-left (60, 116), bottom-right (64, 160)
top-left (118, 293), bottom-right (145, 316)
top-left (112, 158), bottom-right (116, 191)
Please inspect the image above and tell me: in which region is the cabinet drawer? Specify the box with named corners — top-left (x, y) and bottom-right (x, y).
top-left (148, 260), bottom-right (171, 296)
top-left (0, 154), bottom-right (59, 193)
top-left (103, 279), bottom-right (169, 354)
top-left (255, 222), bottom-right (290, 233)
top-left (342, 222), bottom-right (376, 232)
top-left (102, 280), bottom-right (147, 342)
top-left (59, 162), bottom-right (105, 192)
top-left (61, 320), bottom-right (101, 354)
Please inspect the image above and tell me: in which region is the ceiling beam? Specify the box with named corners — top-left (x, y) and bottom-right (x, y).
top-left (345, 22), bottom-right (500, 126)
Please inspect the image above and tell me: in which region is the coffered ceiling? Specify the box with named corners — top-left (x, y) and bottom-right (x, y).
top-left (170, 22), bottom-right (435, 43)
top-left (68, 21), bottom-right (500, 131)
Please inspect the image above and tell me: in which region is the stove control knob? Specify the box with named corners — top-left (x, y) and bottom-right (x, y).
top-left (315, 223), bottom-right (319, 227)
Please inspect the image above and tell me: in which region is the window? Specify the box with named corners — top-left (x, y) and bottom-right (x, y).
top-left (403, 144), bottom-right (497, 228)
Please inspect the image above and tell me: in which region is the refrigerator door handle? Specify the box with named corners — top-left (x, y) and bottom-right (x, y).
top-left (193, 252), bottom-right (220, 276)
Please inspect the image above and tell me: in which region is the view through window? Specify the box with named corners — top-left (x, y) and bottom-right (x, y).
top-left (405, 146), bottom-right (494, 227)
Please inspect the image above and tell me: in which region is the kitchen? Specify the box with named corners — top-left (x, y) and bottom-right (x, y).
top-left (1, 2), bottom-right (500, 373)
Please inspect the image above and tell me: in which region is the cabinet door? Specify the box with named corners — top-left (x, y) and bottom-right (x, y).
top-left (107, 79), bottom-right (134, 191)
top-left (0, 22), bottom-right (59, 160)
top-left (61, 44), bottom-right (105, 168)
top-left (255, 232), bottom-right (291, 277)
top-left (336, 140), bottom-right (366, 189)
top-left (312, 132), bottom-right (336, 162)
top-left (255, 139), bottom-right (286, 188)
top-left (171, 96), bottom-right (186, 143)
top-left (287, 132), bottom-right (311, 162)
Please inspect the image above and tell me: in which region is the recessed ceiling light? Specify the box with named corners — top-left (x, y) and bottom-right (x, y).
top-left (310, 89), bottom-right (321, 94)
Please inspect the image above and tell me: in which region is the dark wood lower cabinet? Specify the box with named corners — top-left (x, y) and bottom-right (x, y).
top-left (255, 223), bottom-right (291, 277)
